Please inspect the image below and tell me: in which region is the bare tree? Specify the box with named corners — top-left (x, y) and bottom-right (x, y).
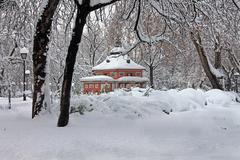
top-left (141, 43), bottom-right (164, 88)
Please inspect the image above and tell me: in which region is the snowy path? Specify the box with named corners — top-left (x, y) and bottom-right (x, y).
top-left (0, 97), bottom-right (240, 160)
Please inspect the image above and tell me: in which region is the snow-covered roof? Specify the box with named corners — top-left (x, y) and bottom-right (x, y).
top-left (117, 76), bottom-right (149, 82)
top-left (20, 47), bottom-right (29, 53)
top-left (80, 75), bottom-right (114, 82)
top-left (234, 72), bottom-right (240, 76)
top-left (92, 55), bottom-right (145, 71)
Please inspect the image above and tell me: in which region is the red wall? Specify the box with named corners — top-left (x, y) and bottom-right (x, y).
top-left (83, 82), bottom-right (112, 94)
top-left (83, 69), bottom-right (145, 94)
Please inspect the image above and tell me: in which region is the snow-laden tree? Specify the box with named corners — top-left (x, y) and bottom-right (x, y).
top-left (0, 0), bottom-right (40, 97)
top-left (58, 0), bottom-right (120, 127)
top-left (32, 0), bottom-right (60, 118)
top-left (136, 0), bottom-right (240, 90)
top-left (81, 17), bottom-right (107, 67)
top-left (49, 1), bottom-right (76, 94)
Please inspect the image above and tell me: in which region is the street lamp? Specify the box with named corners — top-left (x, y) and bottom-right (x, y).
top-left (20, 47), bottom-right (29, 101)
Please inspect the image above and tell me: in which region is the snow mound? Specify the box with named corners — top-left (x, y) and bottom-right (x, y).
top-left (69, 88), bottom-right (240, 119)
top-left (205, 89), bottom-right (239, 106)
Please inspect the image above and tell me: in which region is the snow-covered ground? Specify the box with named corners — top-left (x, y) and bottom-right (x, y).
top-left (0, 88), bottom-right (240, 160)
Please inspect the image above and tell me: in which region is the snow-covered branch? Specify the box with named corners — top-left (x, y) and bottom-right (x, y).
top-left (90, 0), bottom-right (120, 11)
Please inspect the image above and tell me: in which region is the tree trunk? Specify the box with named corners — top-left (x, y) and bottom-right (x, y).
top-left (57, 7), bottom-right (89, 127)
top-left (32, 0), bottom-right (60, 118)
top-left (227, 49), bottom-right (240, 73)
top-left (190, 31), bottom-right (222, 90)
top-left (214, 50), bottom-right (222, 69)
top-left (149, 65), bottom-right (154, 88)
top-left (214, 37), bottom-right (222, 69)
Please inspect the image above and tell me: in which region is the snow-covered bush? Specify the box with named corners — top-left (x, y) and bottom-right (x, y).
top-left (69, 95), bottom-right (94, 115)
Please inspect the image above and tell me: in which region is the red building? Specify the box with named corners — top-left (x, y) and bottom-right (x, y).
top-left (80, 44), bottom-right (148, 94)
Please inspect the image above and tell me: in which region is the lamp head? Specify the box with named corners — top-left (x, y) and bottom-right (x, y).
top-left (20, 47), bottom-right (29, 60)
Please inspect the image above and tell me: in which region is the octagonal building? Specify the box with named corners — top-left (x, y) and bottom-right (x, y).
top-left (80, 42), bottom-right (148, 94)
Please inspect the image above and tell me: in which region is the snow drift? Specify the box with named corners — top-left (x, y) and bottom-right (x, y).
top-left (69, 88), bottom-right (240, 119)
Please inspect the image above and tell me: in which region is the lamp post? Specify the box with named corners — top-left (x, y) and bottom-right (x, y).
top-left (25, 70), bottom-right (30, 91)
top-left (234, 72), bottom-right (240, 93)
top-left (20, 47), bottom-right (28, 101)
top-left (8, 83), bottom-right (11, 109)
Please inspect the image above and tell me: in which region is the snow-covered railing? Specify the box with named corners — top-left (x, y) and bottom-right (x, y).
top-left (80, 75), bottom-right (149, 83)
top-left (80, 75), bottom-right (115, 82)
top-left (117, 76), bottom-right (149, 83)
